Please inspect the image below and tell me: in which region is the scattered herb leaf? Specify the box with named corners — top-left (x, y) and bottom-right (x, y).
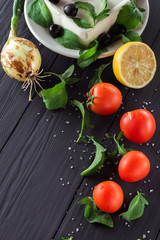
top-left (78, 196), bottom-right (114, 227)
top-left (71, 100), bottom-right (94, 142)
top-left (105, 132), bottom-right (133, 159)
top-left (88, 63), bottom-right (111, 89)
top-left (27, 0), bottom-right (53, 28)
top-left (45, 65), bottom-right (79, 85)
top-left (77, 41), bottom-right (104, 68)
top-left (61, 237), bottom-right (73, 240)
top-left (119, 192), bottom-right (149, 221)
top-left (81, 136), bottom-right (106, 176)
top-left (40, 82), bottom-right (68, 110)
top-left (116, 0), bottom-right (145, 30)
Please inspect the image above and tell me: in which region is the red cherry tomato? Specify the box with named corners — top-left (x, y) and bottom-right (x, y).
top-left (93, 181), bottom-right (124, 213)
top-left (88, 83), bottom-right (122, 115)
top-left (118, 151), bottom-right (150, 182)
top-left (120, 109), bottom-right (156, 143)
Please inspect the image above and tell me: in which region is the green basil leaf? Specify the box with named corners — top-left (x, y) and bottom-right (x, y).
top-left (65, 78), bottom-right (79, 85)
top-left (60, 64), bottom-right (75, 80)
top-left (55, 29), bottom-right (87, 50)
top-left (105, 132), bottom-right (133, 159)
top-left (73, 18), bottom-right (93, 29)
top-left (40, 82), bottom-right (68, 110)
top-left (45, 65), bottom-right (79, 85)
top-left (71, 100), bottom-right (94, 142)
top-left (81, 136), bottom-right (106, 176)
top-left (78, 197), bottom-right (114, 227)
top-left (77, 41), bottom-right (104, 68)
top-left (116, 2), bottom-right (144, 30)
top-left (101, 0), bottom-right (108, 10)
top-left (96, 0), bottom-right (110, 21)
top-left (95, 11), bottom-right (110, 21)
top-left (122, 31), bottom-right (142, 44)
top-left (78, 49), bottom-right (103, 68)
top-left (27, 0), bottom-right (53, 28)
top-left (75, 1), bottom-right (96, 22)
top-left (61, 237), bottom-right (73, 240)
top-left (120, 192), bottom-right (149, 221)
top-left (88, 63), bottom-right (111, 88)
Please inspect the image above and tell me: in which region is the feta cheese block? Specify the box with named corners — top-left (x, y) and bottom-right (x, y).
top-left (45, 0), bottom-right (130, 45)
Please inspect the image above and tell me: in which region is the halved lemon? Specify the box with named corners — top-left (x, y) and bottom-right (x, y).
top-left (113, 42), bottom-right (157, 88)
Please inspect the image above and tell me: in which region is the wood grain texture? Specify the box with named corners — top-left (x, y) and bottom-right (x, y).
top-left (1, 0), bottom-right (160, 240)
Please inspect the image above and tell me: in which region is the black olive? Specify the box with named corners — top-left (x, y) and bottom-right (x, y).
top-left (109, 24), bottom-right (126, 35)
top-left (49, 24), bottom-right (64, 38)
top-left (49, 0), bottom-right (60, 3)
top-left (97, 33), bottom-right (112, 48)
top-left (64, 4), bottom-right (78, 17)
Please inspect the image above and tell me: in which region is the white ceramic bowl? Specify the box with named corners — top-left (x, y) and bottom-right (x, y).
top-left (24, 0), bottom-right (149, 58)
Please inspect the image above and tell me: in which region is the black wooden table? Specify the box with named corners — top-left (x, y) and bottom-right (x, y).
top-left (1, 1), bottom-right (160, 240)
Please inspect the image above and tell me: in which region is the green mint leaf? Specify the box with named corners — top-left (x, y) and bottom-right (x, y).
top-left (40, 82), bottom-right (68, 110)
top-left (55, 29), bottom-right (87, 50)
top-left (120, 192), bottom-right (149, 221)
top-left (116, 3), bottom-right (144, 30)
top-left (75, 1), bottom-right (96, 22)
top-left (27, 0), bottom-right (53, 28)
top-left (65, 78), bottom-right (79, 85)
top-left (77, 41), bottom-right (104, 68)
top-left (122, 31), bottom-right (142, 44)
top-left (96, 0), bottom-right (110, 21)
top-left (71, 100), bottom-right (94, 142)
top-left (78, 196), bottom-right (113, 227)
top-left (95, 11), bottom-right (110, 21)
top-left (73, 18), bottom-right (93, 29)
top-left (45, 65), bottom-right (79, 85)
top-left (81, 136), bottom-right (106, 176)
top-left (101, 0), bottom-right (108, 10)
top-left (60, 64), bottom-right (75, 80)
top-left (88, 63), bottom-right (111, 89)
top-left (77, 49), bottom-right (103, 68)
top-left (105, 132), bottom-right (133, 158)
top-left (61, 237), bottom-right (73, 240)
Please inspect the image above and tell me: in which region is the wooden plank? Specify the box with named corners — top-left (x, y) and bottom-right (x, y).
top-left (53, 29), bottom-right (160, 240)
top-left (1, 0), bottom-right (160, 240)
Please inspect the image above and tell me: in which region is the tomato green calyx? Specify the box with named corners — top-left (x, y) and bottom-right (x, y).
top-left (86, 92), bottom-right (96, 109)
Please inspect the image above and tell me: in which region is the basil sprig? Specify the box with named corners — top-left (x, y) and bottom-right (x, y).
top-left (27, 0), bottom-right (53, 28)
top-left (81, 136), bottom-right (106, 176)
top-left (74, 0), bottom-right (110, 29)
top-left (77, 40), bottom-right (104, 68)
top-left (71, 100), bottom-right (94, 142)
top-left (40, 65), bottom-right (79, 110)
top-left (105, 132), bottom-right (133, 159)
top-left (116, 0), bottom-right (145, 30)
top-left (96, 0), bottom-right (110, 21)
top-left (88, 63), bottom-right (111, 89)
top-left (61, 237), bottom-right (73, 240)
top-left (120, 192), bottom-right (149, 221)
top-left (78, 197), bottom-right (114, 227)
